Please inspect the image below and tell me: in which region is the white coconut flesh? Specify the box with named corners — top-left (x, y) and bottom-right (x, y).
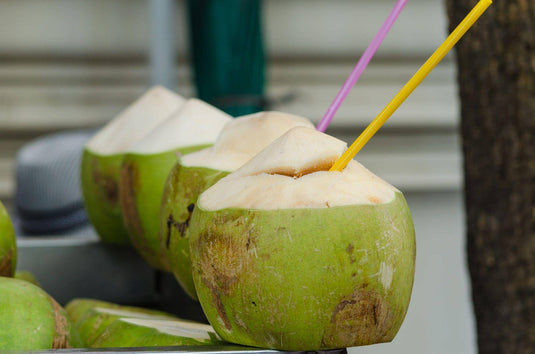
top-left (119, 318), bottom-right (218, 340)
top-left (180, 111), bottom-right (314, 172)
top-left (93, 307), bottom-right (173, 320)
top-left (198, 127), bottom-right (398, 211)
top-left (127, 98), bottom-right (233, 155)
top-left (86, 86), bottom-right (185, 156)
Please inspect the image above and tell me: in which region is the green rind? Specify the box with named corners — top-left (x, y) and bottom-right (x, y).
top-left (81, 150), bottom-right (130, 244)
top-left (190, 193), bottom-right (416, 350)
top-left (74, 303), bottom-right (176, 346)
top-left (66, 299), bottom-right (108, 325)
top-left (0, 201), bottom-right (16, 277)
top-left (91, 318), bottom-right (223, 348)
top-left (120, 145), bottom-right (210, 271)
top-left (161, 162), bottom-right (230, 299)
top-left (65, 298), bottom-right (174, 326)
top-left (0, 277), bottom-right (82, 350)
top-left (14, 271), bottom-right (40, 287)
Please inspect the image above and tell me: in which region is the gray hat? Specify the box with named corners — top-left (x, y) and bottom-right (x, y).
top-left (15, 131), bottom-right (95, 234)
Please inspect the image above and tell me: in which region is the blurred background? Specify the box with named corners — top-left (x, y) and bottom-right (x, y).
top-left (0, 0), bottom-right (472, 353)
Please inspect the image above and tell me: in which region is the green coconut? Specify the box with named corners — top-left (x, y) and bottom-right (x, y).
top-left (189, 127), bottom-right (416, 350)
top-left (91, 317), bottom-right (224, 348)
top-left (119, 99), bottom-right (231, 271)
top-left (161, 111), bottom-right (314, 299)
top-left (65, 298), bottom-right (110, 324)
top-left (81, 86), bottom-right (185, 244)
top-left (65, 298), bottom-right (174, 325)
top-left (75, 306), bottom-right (177, 346)
top-left (0, 277), bottom-right (82, 350)
top-left (0, 200), bottom-right (16, 277)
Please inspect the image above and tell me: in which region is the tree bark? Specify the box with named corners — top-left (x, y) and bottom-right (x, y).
top-left (446, 0), bottom-right (535, 352)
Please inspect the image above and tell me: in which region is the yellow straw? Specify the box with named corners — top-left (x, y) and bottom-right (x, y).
top-left (330, 0), bottom-right (492, 172)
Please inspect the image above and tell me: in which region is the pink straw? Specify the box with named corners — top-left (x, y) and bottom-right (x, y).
top-left (316, 0), bottom-right (408, 132)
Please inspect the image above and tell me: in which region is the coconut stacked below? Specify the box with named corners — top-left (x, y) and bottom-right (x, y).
top-left (119, 99), bottom-right (232, 271)
top-left (0, 277), bottom-right (82, 350)
top-left (160, 111), bottom-right (314, 299)
top-left (65, 298), bottom-right (173, 325)
top-left (65, 298), bottom-right (224, 348)
top-left (0, 201), bottom-right (16, 277)
top-left (189, 126), bottom-right (416, 350)
top-left (81, 86), bottom-right (185, 244)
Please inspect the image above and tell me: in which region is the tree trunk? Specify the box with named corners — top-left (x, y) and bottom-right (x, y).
top-left (446, 0), bottom-right (535, 352)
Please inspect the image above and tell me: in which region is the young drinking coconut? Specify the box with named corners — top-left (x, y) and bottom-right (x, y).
top-left (189, 127), bottom-right (416, 350)
top-left (81, 86), bottom-right (185, 244)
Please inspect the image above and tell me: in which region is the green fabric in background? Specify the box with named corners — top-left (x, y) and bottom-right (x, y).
top-left (187, 0), bottom-right (265, 117)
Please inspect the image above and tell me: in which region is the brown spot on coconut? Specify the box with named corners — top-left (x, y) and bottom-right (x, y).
top-left (192, 214), bottom-right (259, 331)
top-left (0, 249), bottom-right (13, 277)
top-left (346, 244), bottom-right (356, 264)
top-left (162, 111), bottom-right (314, 299)
top-left (322, 286), bottom-right (394, 347)
top-left (91, 158), bottom-right (119, 205)
top-left (119, 160), bottom-right (144, 239)
top-left (51, 299), bottom-right (71, 349)
top-left (367, 196), bottom-right (382, 204)
top-left (189, 127), bottom-right (416, 350)
top-left (81, 86), bottom-right (185, 245)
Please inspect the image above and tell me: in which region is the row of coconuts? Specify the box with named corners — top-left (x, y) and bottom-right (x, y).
top-left (0, 85), bottom-right (416, 351)
top-left (1, 203), bottom-right (225, 350)
top-left (82, 86), bottom-right (417, 350)
top-left (81, 86), bottom-right (417, 350)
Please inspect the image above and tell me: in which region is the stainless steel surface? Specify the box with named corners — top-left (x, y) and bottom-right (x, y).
top-left (17, 235), bottom-right (155, 305)
top-left (16, 234), bottom-right (208, 321)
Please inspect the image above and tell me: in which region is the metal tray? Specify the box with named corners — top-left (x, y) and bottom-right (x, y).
top-left (22, 346), bottom-right (347, 354)
top-left (17, 234), bottom-right (205, 321)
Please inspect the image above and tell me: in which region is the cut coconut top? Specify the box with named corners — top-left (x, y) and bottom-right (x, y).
top-left (119, 318), bottom-right (218, 340)
top-left (128, 98), bottom-right (232, 154)
top-left (94, 307), bottom-right (173, 320)
top-left (86, 86), bottom-right (185, 155)
top-left (199, 127), bottom-right (398, 211)
top-left (180, 111), bottom-right (314, 171)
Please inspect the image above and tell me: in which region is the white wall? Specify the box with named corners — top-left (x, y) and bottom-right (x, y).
top-left (0, 0), bottom-right (448, 57)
